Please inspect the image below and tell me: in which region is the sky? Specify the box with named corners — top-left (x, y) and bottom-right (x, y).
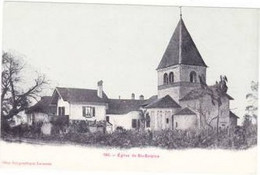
top-left (2, 2), bottom-right (259, 123)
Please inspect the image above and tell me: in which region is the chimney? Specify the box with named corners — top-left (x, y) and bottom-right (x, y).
top-left (139, 95), bottom-right (144, 100)
top-left (131, 93), bottom-right (135, 100)
top-left (97, 80), bottom-right (103, 98)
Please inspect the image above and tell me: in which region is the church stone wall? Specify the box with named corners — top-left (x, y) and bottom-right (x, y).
top-left (179, 65), bottom-right (206, 83)
top-left (146, 108), bottom-right (180, 131)
top-left (158, 86), bottom-right (180, 102)
top-left (174, 114), bottom-right (198, 130)
top-left (179, 95), bottom-right (230, 129)
top-left (157, 65), bottom-right (207, 101)
top-left (157, 65), bottom-right (180, 86)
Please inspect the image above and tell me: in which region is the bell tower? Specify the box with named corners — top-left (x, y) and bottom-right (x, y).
top-left (157, 9), bottom-right (207, 102)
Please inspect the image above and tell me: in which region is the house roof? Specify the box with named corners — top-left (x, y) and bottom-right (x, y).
top-left (107, 99), bottom-right (146, 115)
top-left (54, 87), bottom-right (109, 104)
top-left (174, 107), bottom-right (196, 115)
top-left (157, 18), bottom-right (207, 70)
top-left (180, 85), bottom-right (234, 101)
top-left (145, 95), bottom-right (181, 109)
top-left (26, 96), bottom-right (56, 114)
top-left (141, 95), bottom-right (158, 107)
top-left (230, 111), bottom-right (239, 119)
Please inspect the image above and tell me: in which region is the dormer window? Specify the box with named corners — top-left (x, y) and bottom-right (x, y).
top-left (163, 73), bottom-right (168, 84)
top-left (190, 71), bottom-right (197, 83)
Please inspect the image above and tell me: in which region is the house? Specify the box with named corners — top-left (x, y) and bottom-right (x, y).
top-left (26, 14), bottom-right (239, 132)
top-left (106, 97), bottom-right (146, 130)
top-left (26, 96), bottom-right (56, 125)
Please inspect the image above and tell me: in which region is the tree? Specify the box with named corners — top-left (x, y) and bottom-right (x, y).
top-left (244, 81), bottom-right (258, 125)
top-left (198, 75), bottom-right (229, 135)
top-left (138, 108), bottom-right (147, 131)
top-left (1, 52), bottom-right (48, 131)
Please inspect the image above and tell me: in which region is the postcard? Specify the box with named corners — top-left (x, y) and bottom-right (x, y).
top-left (0, 1), bottom-right (258, 174)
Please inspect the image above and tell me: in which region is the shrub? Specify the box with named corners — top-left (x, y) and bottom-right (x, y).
top-left (2, 125), bottom-right (257, 150)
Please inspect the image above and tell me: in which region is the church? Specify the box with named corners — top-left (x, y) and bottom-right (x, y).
top-left (26, 14), bottom-right (239, 132)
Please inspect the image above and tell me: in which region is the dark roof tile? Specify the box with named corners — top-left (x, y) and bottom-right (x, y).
top-left (107, 99), bottom-right (145, 115)
top-left (145, 95), bottom-right (181, 109)
top-left (26, 96), bottom-right (56, 114)
top-left (180, 85), bottom-right (234, 101)
top-left (56, 87), bottom-right (109, 104)
top-left (174, 107), bottom-right (196, 115)
top-left (230, 111), bottom-right (239, 118)
top-left (157, 18), bottom-right (207, 70)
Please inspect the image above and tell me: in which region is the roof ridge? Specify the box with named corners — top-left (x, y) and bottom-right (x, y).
top-left (109, 98), bottom-right (146, 101)
top-left (56, 87), bottom-right (97, 91)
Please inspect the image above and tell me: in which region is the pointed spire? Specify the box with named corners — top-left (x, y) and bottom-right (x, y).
top-left (180, 6), bottom-right (182, 19)
top-left (157, 14), bottom-right (207, 70)
top-left (179, 7), bottom-right (182, 64)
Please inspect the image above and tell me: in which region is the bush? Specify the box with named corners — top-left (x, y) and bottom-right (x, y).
top-left (2, 125), bottom-right (257, 150)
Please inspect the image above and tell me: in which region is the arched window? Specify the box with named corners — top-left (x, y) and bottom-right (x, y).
top-left (190, 71), bottom-right (197, 83)
top-left (169, 72), bottom-right (174, 83)
top-left (146, 114), bottom-right (150, 128)
top-left (163, 73), bottom-right (168, 84)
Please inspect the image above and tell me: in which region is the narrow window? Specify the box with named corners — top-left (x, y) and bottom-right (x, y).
top-left (175, 122), bottom-right (178, 128)
top-left (146, 114), bottom-right (151, 128)
top-left (93, 107), bottom-right (95, 116)
top-left (82, 106), bottom-right (86, 116)
top-left (166, 118), bottom-right (169, 124)
top-left (62, 107), bottom-right (65, 115)
top-left (132, 119), bottom-right (137, 128)
top-left (58, 107), bottom-right (65, 116)
top-left (106, 116), bottom-right (110, 122)
top-left (190, 71), bottom-right (197, 83)
top-left (163, 73), bottom-right (168, 84)
top-left (169, 72), bottom-right (174, 83)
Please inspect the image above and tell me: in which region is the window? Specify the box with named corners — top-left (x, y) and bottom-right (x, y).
top-left (132, 119), bottom-right (137, 128)
top-left (175, 122), bottom-right (178, 128)
top-left (169, 72), bottom-right (174, 83)
top-left (82, 106), bottom-right (95, 117)
top-left (146, 114), bottom-right (150, 128)
top-left (27, 115), bottom-right (32, 124)
top-left (138, 120), bottom-right (140, 128)
top-left (200, 74), bottom-right (205, 83)
top-left (106, 116), bottom-right (110, 122)
top-left (163, 73), bottom-right (168, 84)
top-left (58, 107), bottom-right (65, 116)
top-left (166, 118), bottom-right (169, 124)
top-left (190, 71), bottom-right (197, 83)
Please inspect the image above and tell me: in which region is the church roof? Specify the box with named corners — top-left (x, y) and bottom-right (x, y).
top-left (141, 95), bottom-right (158, 107)
top-left (145, 95), bottom-right (181, 109)
top-left (174, 107), bottom-right (196, 115)
top-left (230, 111), bottom-right (239, 119)
top-left (157, 18), bottom-right (207, 70)
top-left (180, 85), bottom-right (234, 101)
